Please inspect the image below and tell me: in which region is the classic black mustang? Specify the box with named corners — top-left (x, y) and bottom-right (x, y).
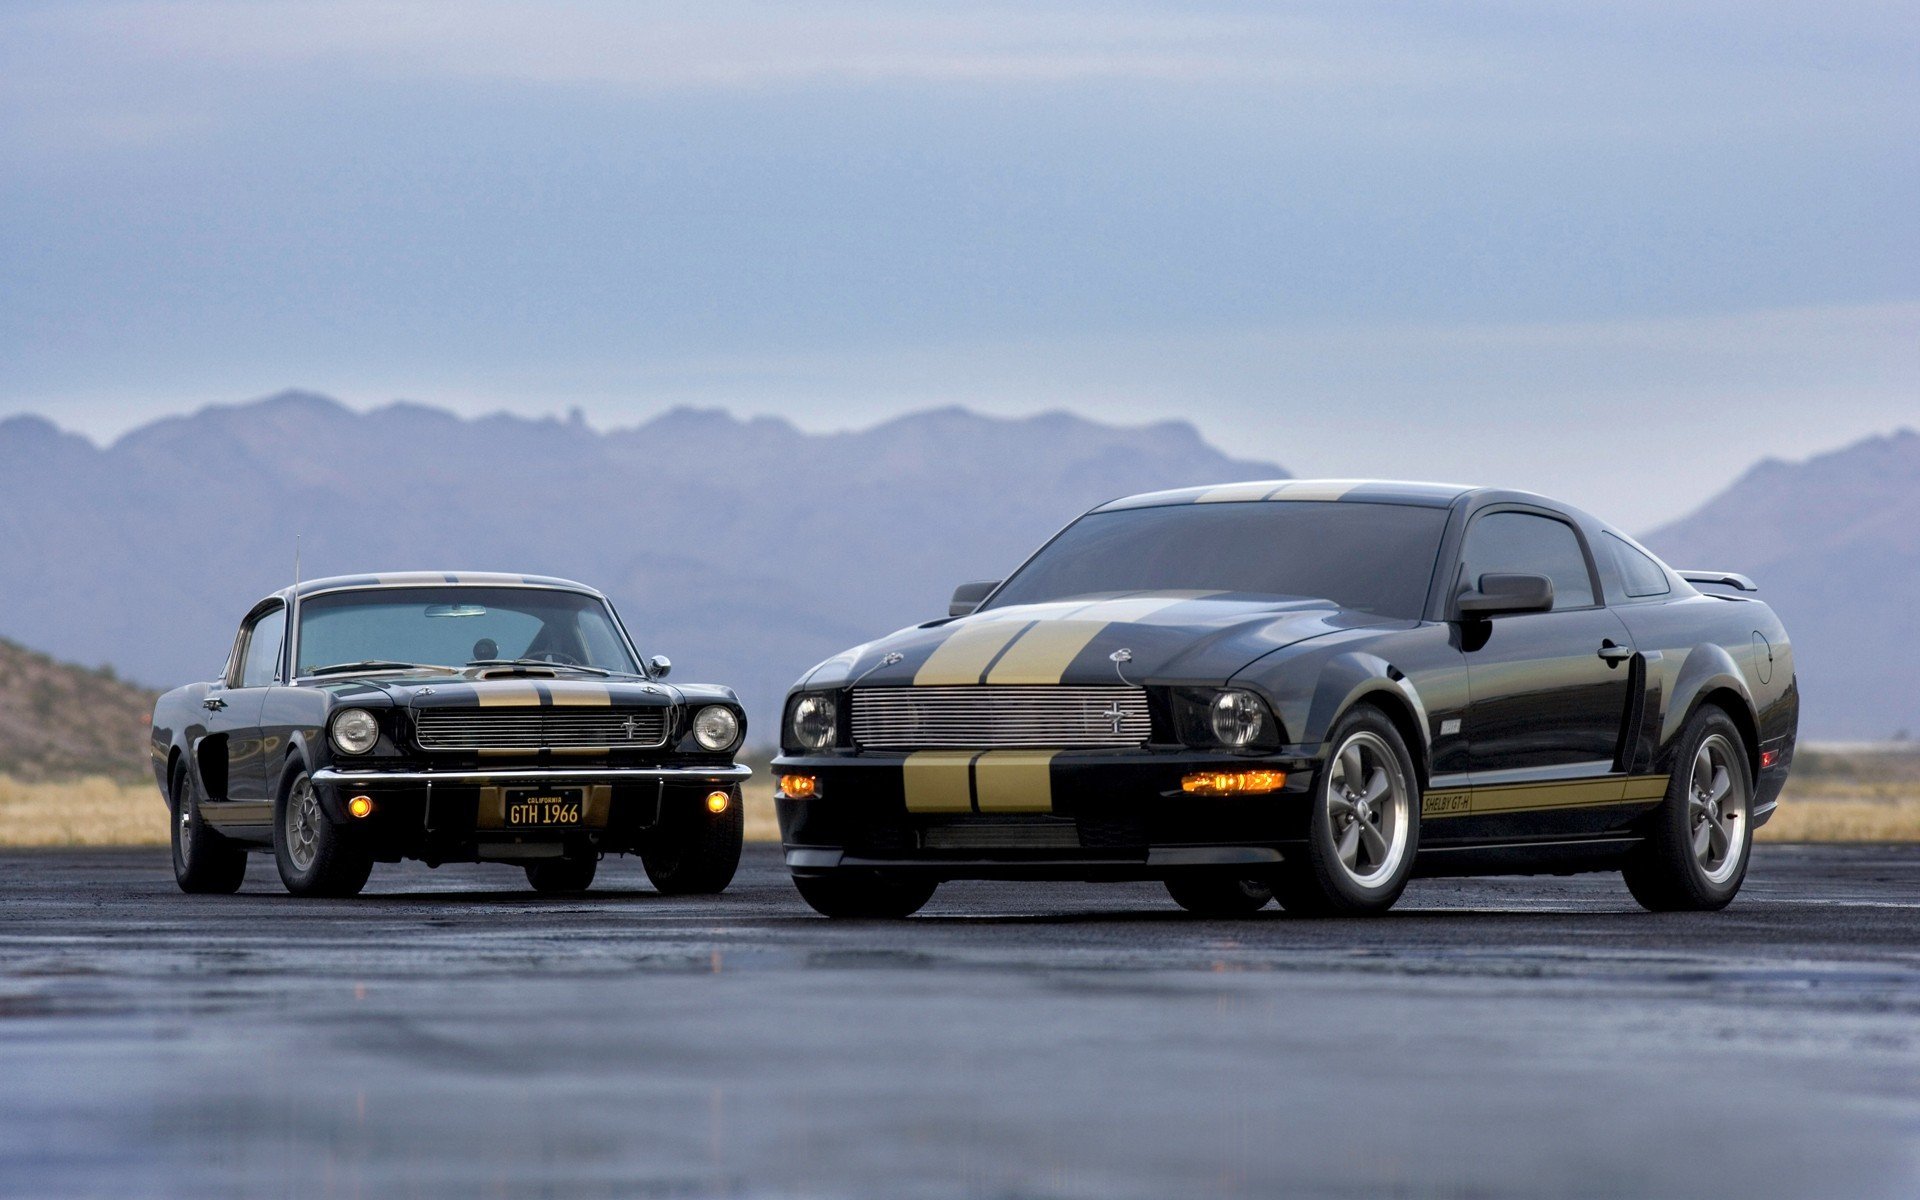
top-left (773, 480), bottom-right (1797, 918)
top-left (152, 572), bottom-right (750, 897)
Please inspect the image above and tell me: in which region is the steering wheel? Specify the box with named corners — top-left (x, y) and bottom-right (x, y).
top-left (530, 650), bottom-right (582, 667)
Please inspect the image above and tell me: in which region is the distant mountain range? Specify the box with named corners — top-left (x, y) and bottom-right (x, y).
top-left (0, 393), bottom-right (1906, 752)
top-left (0, 392), bottom-right (1282, 748)
top-left (0, 638), bottom-right (154, 782)
top-left (1643, 428), bottom-right (1920, 742)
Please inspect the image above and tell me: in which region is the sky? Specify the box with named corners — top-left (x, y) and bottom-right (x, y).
top-left (2, 0), bottom-right (1915, 529)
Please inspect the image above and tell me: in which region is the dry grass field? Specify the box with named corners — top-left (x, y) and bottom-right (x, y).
top-left (3, 749), bottom-right (1914, 848)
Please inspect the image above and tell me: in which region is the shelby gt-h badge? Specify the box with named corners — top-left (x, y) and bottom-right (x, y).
top-left (151, 573), bottom-right (750, 897)
top-left (774, 480), bottom-right (1797, 918)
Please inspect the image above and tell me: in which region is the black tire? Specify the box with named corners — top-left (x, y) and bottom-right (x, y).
top-left (640, 787), bottom-right (744, 895)
top-left (1165, 875), bottom-right (1273, 917)
top-left (1623, 706), bottom-right (1754, 912)
top-left (169, 759), bottom-right (247, 895)
top-left (525, 854), bottom-right (598, 894)
top-left (791, 872), bottom-right (939, 919)
top-left (272, 767), bottom-right (374, 898)
top-left (1271, 705), bottom-right (1421, 917)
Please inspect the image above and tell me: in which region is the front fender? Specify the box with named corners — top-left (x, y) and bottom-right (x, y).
top-left (1246, 649), bottom-right (1432, 771)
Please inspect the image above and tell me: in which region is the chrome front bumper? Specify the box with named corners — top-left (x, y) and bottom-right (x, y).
top-left (312, 764), bottom-right (752, 785)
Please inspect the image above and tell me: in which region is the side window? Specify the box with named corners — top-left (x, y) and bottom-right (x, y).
top-left (1603, 531), bottom-right (1672, 598)
top-left (240, 606), bottom-right (287, 687)
top-left (1459, 512), bottom-right (1596, 610)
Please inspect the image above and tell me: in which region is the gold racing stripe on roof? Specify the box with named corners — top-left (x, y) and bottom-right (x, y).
top-left (1262, 480), bottom-right (1363, 501)
top-left (1194, 481), bottom-right (1286, 504)
top-left (902, 751), bottom-right (976, 813)
top-left (973, 751), bottom-right (1057, 813)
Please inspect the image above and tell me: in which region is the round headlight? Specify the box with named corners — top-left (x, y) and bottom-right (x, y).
top-left (330, 708), bottom-right (380, 755)
top-left (1209, 690), bottom-right (1268, 748)
top-left (790, 693), bottom-right (837, 752)
top-left (692, 705), bottom-right (742, 752)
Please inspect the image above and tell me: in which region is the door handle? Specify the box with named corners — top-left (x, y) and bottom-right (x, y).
top-left (203, 697), bottom-right (227, 712)
top-left (1597, 641), bottom-right (1634, 666)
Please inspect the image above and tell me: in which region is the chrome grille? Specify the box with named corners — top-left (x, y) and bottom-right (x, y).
top-left (850, 686), bottom-right (1151, 749)
top-left (413, 707), bottom-right (670, 751)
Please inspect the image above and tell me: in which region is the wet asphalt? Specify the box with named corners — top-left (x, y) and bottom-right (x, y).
top-left (1, 843), bottom-right (1917, 1199)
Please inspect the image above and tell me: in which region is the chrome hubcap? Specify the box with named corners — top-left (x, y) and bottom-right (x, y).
top-left (1689, 734), bottom-right (1746, 884)
top-left (285, 777), bottom-right (321, 873)
top-left (1327, 731), bottom-right (1410, 888)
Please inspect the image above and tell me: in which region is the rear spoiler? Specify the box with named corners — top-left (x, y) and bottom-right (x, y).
top-left (1678, 569), bottom-right (1757, 592)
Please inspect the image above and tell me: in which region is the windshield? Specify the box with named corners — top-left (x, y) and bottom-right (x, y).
top-left (986, 501), bottom-right (1449, 620)
top-left (295, 587), bottom-right (640, 675)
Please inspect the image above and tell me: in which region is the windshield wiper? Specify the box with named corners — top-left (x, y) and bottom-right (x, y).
top-left (466, 658), bottom-right (613, 677)
top-left (306, 660), bottom-right (458, 677)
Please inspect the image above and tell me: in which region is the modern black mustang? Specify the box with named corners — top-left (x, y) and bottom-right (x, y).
top-left (152, 573), bottom-right (750, 897)
top-left (773, 480), bottom-right (1797, 918)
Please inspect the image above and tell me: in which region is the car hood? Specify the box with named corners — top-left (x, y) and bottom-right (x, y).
top-left (300, 669), bottom-right (682, 709)
top-left (798, 592), bottom-right (1401, 691)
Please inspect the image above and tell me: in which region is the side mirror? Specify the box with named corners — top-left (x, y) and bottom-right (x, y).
top-left (1458, 572), bottom-right (1554, 618)
top-left (646, 654), bottom-right (672, 679)
top-left (948, 580), bottom-right (1001, 618)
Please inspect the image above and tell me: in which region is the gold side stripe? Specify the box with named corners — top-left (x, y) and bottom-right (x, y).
top-left (902, 751), bottom-right (975, 813)
top-left (1620, 775), bottom-right (1671, 802)
top-left (1422, 774), bottom-right (1670, 819)
top-left (973, 751), bottom-right (1057, 813)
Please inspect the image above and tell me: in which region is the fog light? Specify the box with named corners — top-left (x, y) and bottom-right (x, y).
top-left (346, 795), bottom-right (375, 818)
top-left (1181, 770), bottom-right (1286, 797)
top-left (706, 790), bottom-right (730, 814)
top-left (778, 774), bottom-right (818, 799)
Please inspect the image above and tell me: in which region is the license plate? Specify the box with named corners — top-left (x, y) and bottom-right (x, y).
top-left (504, 789), bottom-right (585, 828)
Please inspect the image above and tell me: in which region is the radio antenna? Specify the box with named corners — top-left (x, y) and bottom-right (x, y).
top-left (294, 535), bottom-right (302, 591)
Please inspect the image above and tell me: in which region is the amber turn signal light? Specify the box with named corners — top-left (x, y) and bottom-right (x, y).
top-left (1180, 770), bottom-right (1286, 797)
top-left (705, 790), bottom-right (731, 814)
top-left (346, 795), bottom-right (375, 819)
top-left (778, 774), bottom-right (818, 799)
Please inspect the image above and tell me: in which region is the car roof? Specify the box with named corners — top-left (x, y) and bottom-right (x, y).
top-left (1090, 479), bottom-right (1481, 513)
top-left (281, 572), bottom-right (605, 603)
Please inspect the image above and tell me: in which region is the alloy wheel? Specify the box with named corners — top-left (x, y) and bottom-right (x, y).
top-left (1689, 733), bottom-right (1747, 884)
top-left (1326, 730), bottom-right (1411, 888)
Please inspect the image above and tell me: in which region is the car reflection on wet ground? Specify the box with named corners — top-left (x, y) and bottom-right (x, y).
top-left (2, 844), bottom-right (1917, 1199)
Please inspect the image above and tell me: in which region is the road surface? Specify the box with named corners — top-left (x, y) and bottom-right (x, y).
top-left (2, 844), bottom-right (1917, 1198)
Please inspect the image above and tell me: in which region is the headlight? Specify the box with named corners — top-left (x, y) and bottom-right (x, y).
top-left (692, 705), bottom-right (742, 752)
top-left (330, 708), bottom-right (380, 755)
top-left (1209, 690), bottom-right (1268, 748)
top-left (789, 693), bottom-right (837, 752)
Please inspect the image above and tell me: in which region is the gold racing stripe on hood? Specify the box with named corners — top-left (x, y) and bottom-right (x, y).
top-left (973, 751), bottom-right (1058, 813)
top-left (546, 682), bottom-right (613, 706)
top-left (983, 593), bottom-right (1212, 685)
top-left (902, 751), bottom-right (976, 813)
top-left (475, 681), bottom-right (544, 707)
top-left (914, 620), bottom-right (1032, 686)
